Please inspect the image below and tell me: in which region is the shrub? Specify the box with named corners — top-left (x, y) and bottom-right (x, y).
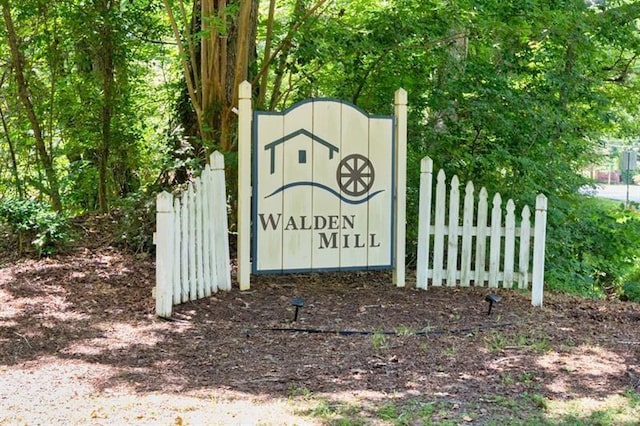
top-left (545, 196), bottom-right (640, 299)
top-left (0, 198), bottom-right (70, 256)
top-left (111, 191), bottom-right (156, 253)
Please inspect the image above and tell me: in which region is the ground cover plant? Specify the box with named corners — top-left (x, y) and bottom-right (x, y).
top-left (1, 218), bottom-right (639, 425)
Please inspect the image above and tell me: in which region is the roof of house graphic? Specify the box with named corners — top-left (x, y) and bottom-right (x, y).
top-left (264, 128), bottom-right (339, 174)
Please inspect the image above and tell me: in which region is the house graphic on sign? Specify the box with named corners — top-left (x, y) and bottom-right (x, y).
top-left (262, 125), bottom-right (383, 205)
top-left (264, 128), bottom-right (339, 175)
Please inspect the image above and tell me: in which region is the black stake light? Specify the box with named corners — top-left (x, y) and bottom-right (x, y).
top-left (290, 297), bottom-right (304, 322)
top-left (485, 294), bottom-right (501, 315)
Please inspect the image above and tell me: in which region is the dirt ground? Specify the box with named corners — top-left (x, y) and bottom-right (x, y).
top-left (1, 219), bottom-right (640, 425)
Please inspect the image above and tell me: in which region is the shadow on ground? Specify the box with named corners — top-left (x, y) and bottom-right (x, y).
top-left (1, 245), bottom-right (639, 424)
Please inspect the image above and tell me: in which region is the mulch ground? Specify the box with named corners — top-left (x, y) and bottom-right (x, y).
top-left (1, 218), bottom-right (639, 425)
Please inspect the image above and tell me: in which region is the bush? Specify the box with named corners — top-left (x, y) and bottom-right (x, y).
top-left (0, 198), bottom-right (70, 256)
top-left (545, 196), bottom-right (640, 299)
top-left (621, 266), bottom-right (640, 302)
top-left (111, 191), bottom-right (156, 253)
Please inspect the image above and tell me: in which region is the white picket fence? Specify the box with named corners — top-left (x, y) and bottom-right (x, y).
top-left (416, 156), bottom-right (547, 306)
top-left (154, 151), bottom-right (231, 317)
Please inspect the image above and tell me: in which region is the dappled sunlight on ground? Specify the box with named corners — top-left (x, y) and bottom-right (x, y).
top-left (1, 236), bottom-right (639, 424)
top-left (1, 355), bottom-right (321, 425)
top-left (545, 393), bottom-right (640, 424)
top-left (537, 345), bottom-right (628, 397)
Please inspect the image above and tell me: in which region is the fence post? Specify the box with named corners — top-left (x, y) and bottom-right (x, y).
top-left (416, 156), bottom-right (433, 289)
top-left (393, 88), bottom-right (407, 287)
top-left (155, 191), bottom-right (174, 317)
top-left (238, 81), bottom-right (252, 290)
top-left (531, 194), bottom-right (548, 307)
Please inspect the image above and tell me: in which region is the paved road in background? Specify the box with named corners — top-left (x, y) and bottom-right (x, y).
top-left (594, 184), bottom-right (640, 203)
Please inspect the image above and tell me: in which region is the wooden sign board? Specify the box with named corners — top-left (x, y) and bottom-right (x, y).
top-left (252, 99), bottom-right (395, 273)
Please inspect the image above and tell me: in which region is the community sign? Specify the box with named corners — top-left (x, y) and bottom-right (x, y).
top-left (252, 99), bottom-right (395, 273)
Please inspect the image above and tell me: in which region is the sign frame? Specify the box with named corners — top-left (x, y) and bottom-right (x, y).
top-left (251, 98), bottom-right (396, 274)
top-left (237, 81), bottom-right (407, 289)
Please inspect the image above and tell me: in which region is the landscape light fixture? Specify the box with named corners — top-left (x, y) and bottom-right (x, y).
top-left (485, 294), bottom-right (501, 315)
top-left (290, 297), bottom-right (305, 322)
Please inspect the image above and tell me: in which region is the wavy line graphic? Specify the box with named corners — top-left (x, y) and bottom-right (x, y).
top-left (265, 181), bottom-right (384, 205)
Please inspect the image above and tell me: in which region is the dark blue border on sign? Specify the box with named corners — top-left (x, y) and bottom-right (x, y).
top-left (252, 97), bottom-right (396, 274)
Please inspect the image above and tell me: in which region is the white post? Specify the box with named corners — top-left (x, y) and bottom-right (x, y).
top-left (238, 81), bottom-right (252, 290)
top-left (393, 88), bottom-right (407, 287)
top-left (531, 194), bottom-right (548, 307)
top-left (416, 156), bottom-right (433, 289)
top-left (155, 191), bottom-right (174, 317)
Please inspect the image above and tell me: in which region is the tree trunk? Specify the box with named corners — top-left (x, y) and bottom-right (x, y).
top-left (97, 0), bottom-right (116, 212)
top-left (163, 0), bottom-right (258, 154)
top-left (1, 0), bottom-right (62, 211)
top-left (0, 102), bottom-right (23, 198)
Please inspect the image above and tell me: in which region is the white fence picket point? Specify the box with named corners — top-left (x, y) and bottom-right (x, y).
top-left (460, 181), bottom-right (474, 286)
top-left (446, 175), bottom-right (460, 286)
top-left (519, 206), bottom-right (531, 290)
top-left (488, 193), bottom-right (502, 287)
top-left (155, 191), bottom-right (174, 317)
top-left (531, 194), bottom-right (548, 306)
top-left (173, 197), bottom-right (182, 305)
top-left (432, 170), bottom-right (447, 286)
top-left (211, 151), bottom-right (231, 291)
top-left (503, 200), bottom-right (516, 287)
top-left (475, 188), bottom-right (489, 286)
top-left (416, 157), bottom-right (433, 288)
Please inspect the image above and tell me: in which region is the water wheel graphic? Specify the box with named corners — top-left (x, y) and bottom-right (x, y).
top-left (336, 154), bottom-right (375, 197)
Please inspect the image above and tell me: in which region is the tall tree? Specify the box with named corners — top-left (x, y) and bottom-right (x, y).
top-left (163, 0), bottom-right (258, 154)
top-left (96, 0), bottom-right (116, 212)
top-left (1, 0), bottom-right (62, 210)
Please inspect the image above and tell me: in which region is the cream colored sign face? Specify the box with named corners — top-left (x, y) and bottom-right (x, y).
top-left (253, 99), bottom-right (394, 273)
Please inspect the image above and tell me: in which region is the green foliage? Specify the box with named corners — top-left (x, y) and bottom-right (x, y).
top-left (371, 329), bottom-right (389, 350)
top-left (621, 268), bottom-right (640, 302)
top-left (111, 192), bottom-right (157, 253)
top-left (0, 198), bottom-right (69, 255)
top-left (545, 196), bottom-right (640, 298)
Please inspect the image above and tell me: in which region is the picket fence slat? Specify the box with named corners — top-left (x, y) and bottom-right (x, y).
top-left (474, 188), bottom-right (488, 286)
top-left (154, 151), bottom-right (231, 317)
top-left (416, 157), bottom-right (433, 289)
top-left (211, 151), bottom-right (231, 290)
top-left (416, 156), bottom-right (548, 306)
top-left (446, 176), bottom-right (460, 287)
top-left (432, 170), bottom-right (446, 286)
top-left (518, 206), bottom-right (531, 290)
top-left (155, 192), bottom-right (174, 317)
top-left (488, 194), bottom-right (502, 288)
top-left (187, 183), bottom-right (197, 300)
top-left (460, 181), bottom-right (474, 287)
top-left (503, 200), bottom-right (516, 286)
top-left (173, 197), bottom-right (181, 305)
